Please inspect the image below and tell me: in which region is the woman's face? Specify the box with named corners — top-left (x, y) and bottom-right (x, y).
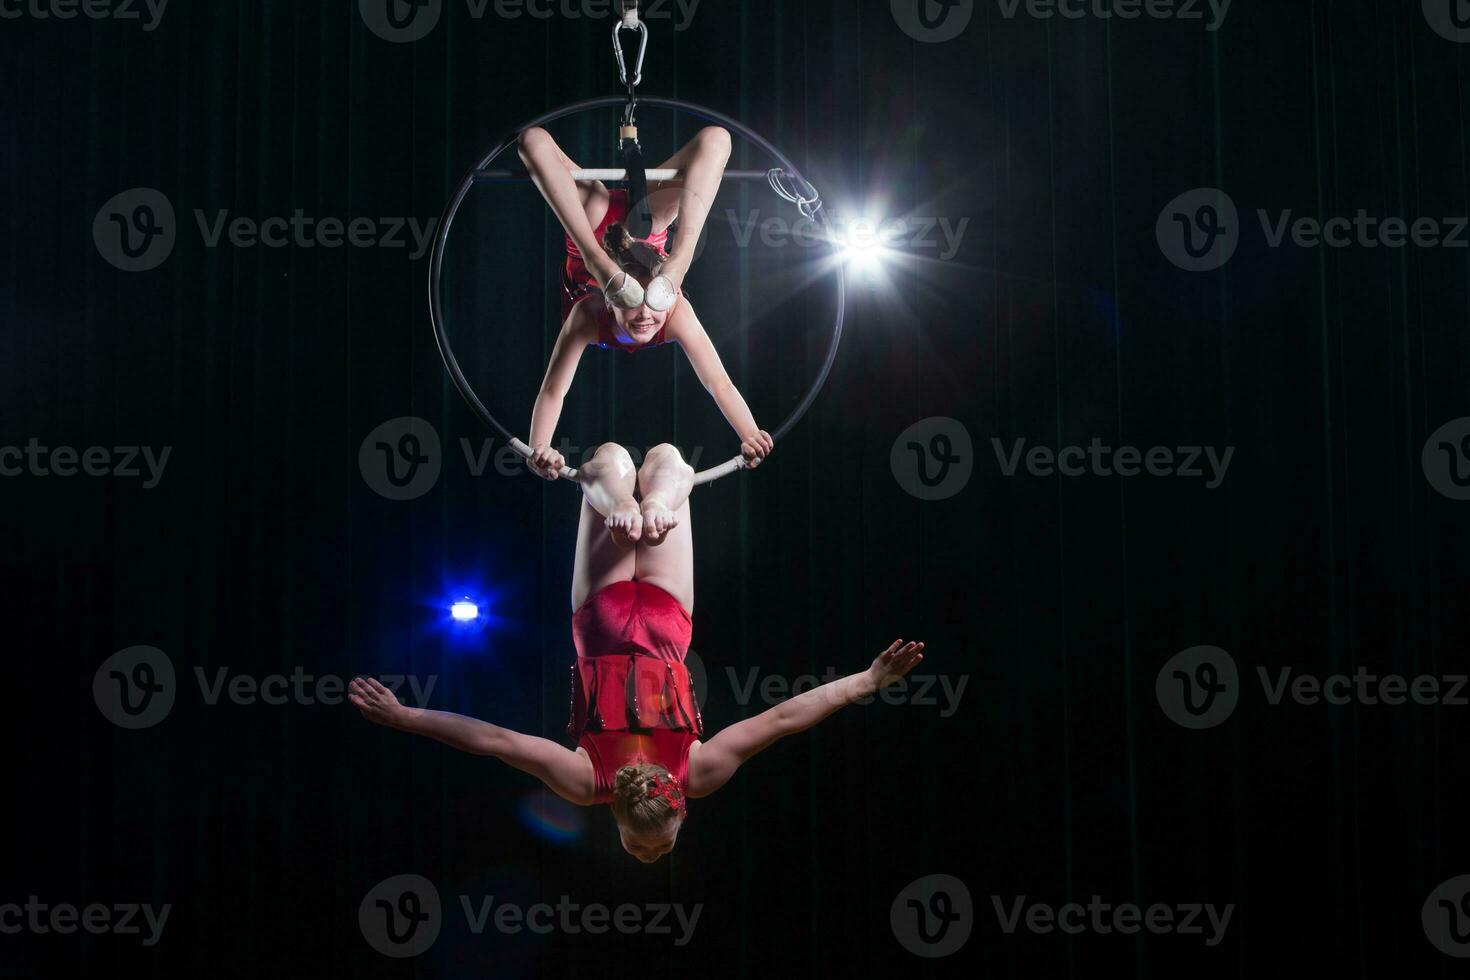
top-left (611, 275), bottom-right (672, 344)
top-left (619, 817), bottom-right (682, 863)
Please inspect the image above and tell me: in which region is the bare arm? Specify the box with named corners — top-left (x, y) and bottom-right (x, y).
top-left (685, 640), bottom-right (925, 798)
top-left (526, 310), bottom-right (594, 479)
top-left (666, 304), bottom-right (774, 467)
top-left (349, 676), bottom-right (596, 805)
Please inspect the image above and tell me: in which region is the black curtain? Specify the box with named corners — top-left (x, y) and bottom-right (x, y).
top-left (2, 0), bottom-right (1468, 976)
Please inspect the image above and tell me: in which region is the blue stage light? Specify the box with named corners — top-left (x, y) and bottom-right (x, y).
top-left (450, 598), bottom-right (480, 622)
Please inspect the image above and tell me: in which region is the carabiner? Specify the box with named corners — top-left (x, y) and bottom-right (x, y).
top-left (612, 18), bottom-right (649, 89)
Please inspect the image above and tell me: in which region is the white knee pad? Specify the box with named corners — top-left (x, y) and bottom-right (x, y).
top-left (643, 275), bottom-right (677, 312)
top-left (603, 272), bottom-right (646, 310)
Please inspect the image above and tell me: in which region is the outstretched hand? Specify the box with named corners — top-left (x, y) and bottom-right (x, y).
top-left (741, 430), bottom-right (774, 469)
top-left (349, 676), bottom-right (411, 729)
top-left (866, 639), bottom-right (925, 691)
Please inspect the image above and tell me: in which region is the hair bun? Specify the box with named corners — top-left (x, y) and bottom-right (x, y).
top-left (601, 222), bottom-right (664, 277)
top-left (603, 222), bottom-right (634, 253)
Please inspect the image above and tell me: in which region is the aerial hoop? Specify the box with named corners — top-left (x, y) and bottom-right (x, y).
top-left (428, 95), bottom-right (847, 487)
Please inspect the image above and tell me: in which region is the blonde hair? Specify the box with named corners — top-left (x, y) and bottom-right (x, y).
top-left (601, 223), bottom-right (664, 280)
top-left (611, 762), bottom-right (685, 835)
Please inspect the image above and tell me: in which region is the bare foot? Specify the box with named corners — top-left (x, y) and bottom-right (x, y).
top-left (639, 495), bottom-right (679, 546)
top-left (606, 497), bottom-right (643, 547)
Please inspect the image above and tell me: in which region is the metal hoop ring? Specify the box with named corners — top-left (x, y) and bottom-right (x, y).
top-left (427, 96), bottom-right (848, 487)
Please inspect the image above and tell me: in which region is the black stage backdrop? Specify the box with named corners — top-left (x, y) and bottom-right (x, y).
top-left (3, 0), bottom-right (1469, 976)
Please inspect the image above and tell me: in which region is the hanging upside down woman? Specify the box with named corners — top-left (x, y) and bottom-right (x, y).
top-left (515, 125), bottom-right (774, 480)
top-left (349, 443), bottom-right (926, 863)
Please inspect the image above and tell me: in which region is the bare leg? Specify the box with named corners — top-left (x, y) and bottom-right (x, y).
top-left (634, 497), bottom-right (694, 616)
top-left (572, 496), bottom-right (638, 612)
top-left (577, 443), bottom-right (643, 548)
top-left (519, 127), bottom-right (622, 286)
top-left (647, 127), bottom-right (732, 290)
top-left (636, 443), bottom-right (694, 546)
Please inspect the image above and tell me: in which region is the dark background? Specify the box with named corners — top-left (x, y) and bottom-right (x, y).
top-left (3, 0), bottom-right (1469, 976)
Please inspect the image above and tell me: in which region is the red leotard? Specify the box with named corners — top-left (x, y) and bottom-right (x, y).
top-left (568, 580), bottom-right (701, 803)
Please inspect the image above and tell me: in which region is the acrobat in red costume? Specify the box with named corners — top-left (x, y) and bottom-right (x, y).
top-left (351, 443), bottom-right (926, 863)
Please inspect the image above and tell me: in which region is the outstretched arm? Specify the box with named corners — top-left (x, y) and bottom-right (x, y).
top-left (685, 639), bottom-right (925, 798)
top-left (526, 312), bottom-right (593, 480)
top-left (349, 676), bottom-right (596, 805)
top-left (666, 304), bottom-right (774, 468)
